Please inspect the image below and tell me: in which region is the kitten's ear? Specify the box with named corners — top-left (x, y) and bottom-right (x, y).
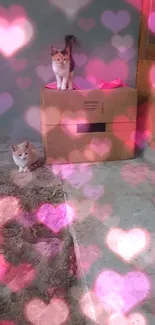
top-left (24, 140), bottom-right (29, 148)
top-left (51, 47), bottom-right (57, 56)
top-left (11, 144), bottom-right (17, 152)
top-left (65, 46), bottom-right (70, 54)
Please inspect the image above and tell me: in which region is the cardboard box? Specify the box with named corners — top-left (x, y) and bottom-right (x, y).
top-left (147, 89), bottom-right (155, 147)
top-left (40, 87), bottom-right (137, 164)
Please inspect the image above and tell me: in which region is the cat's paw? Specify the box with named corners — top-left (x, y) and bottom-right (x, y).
top-left (18, 167), bottom-right (24, 173)
top-left (23, 166), bottom-right (30, 172)
top-left (57, 86), bottom-right (61, 90)
top-left (61, 85), bottom-right (67, 91)
top-left (68, 85), bottom-right (73, 90)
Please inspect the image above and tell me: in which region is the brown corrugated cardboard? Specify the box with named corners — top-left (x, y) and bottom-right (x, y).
top-left (147, 89), bottom-right (155, 147)
top-left (40, 87), bottom-right (137, 164)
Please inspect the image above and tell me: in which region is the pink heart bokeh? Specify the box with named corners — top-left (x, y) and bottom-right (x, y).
top-left (111, 34), bottom-right (134, 52)
top-left (118, 47), bottom-right (136, 63)
top-left (106, 228), bottom-right (149, 261)
top-left (83, 184), bottom-right (104, 201)
top-left (85, 58), bottom-right (128, 83)
top-left (0, 5), bottom-right (33, 56)
top-left (95, 270), bottom-right (151, 314)
top-left (80, 291), bottom-right (108, 324)
top-left (65, 166), bottom-right (92, 189)
top-left (16, 76), bottom-right (32, 89)
top-left (125, 0), bottom-right (142, 10)
top-left (36, 64), bottom-right (54, 82)
top-left (149, 63), bottom-right (155, 86)
top-left (0, 196), bottom-right (21, 227)
top-left (0, 255), bottom-right (36, 292)
top-left (108, 312), bottom-right (146, 325)
top-left (36, 203), bottom-right (75, 233)
top-left (77, 245), bottom-right (101, 276)
top-left (90, 138), bottom-right (112, 157)
top-left (121, 163), bottom-right (149, 186)
top-left (9, 58), bottom-right (27, 71)
top-left (0, 92), bottom-right (13, 116)
top-left (25, 106), bottom-right (41, 132)
top-left (78, 18), bottom-right (96, 32)
top-left (25, 298), bottom-right (69, 325)
top-left (36, 238), bottom-right (62, 258)
top-left (150, 11), bottom-right (155, 31)
top-left (3, 263), bottom-right (36, 292)
top-left (73, 53), bottom-right (88, 67)
top-left (52, 164), bottom-right (75, 180)
top-left (91, 203), bottom-right (113, 223)
top-left (101, 10), bottom-right (130, 32)
top-left (0, 321), bottom-right (16, 325)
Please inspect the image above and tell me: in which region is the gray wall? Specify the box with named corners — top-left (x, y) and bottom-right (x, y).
top-left (0, 0), bottom-right (141, 143)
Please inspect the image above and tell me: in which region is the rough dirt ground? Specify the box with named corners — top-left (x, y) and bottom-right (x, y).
top-left (0, 139), bottom-right (87, 325)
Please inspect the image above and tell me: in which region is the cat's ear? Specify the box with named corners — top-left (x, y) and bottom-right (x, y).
top-left (11, 144), bottom-right (17, 152)
top-left (51, 47), bottom-right (57, 56)
top-left (65, 46), bottom-right (70, 55)
top-left (24, 140), bottom-right (29, 148)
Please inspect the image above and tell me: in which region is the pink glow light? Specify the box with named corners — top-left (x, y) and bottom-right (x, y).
top-left (16, 76), bottom-right (32, 89)
top-left (83, 184), bottom-right (104, 201)
top-left (90, 138), bottom-right (112, 157)
top-left (80, 290), bottom-right (108, 324)
top-left (0, 255), bottom-right (9, 279)
top-left (149, 64), bottom-right (155, 87)
top-left (76, 244), bottom-right (101, 276)
top-left (0, 320), bottom-right (16, 325)
top-left (0, 196), bottom-right (21, 227)
top-left (0, 6), bottom-right (33, 57)
top-left (36, 203), bottom-right (75, 233)
top-left (61, 110), bottom-right (88, 138)
top-left (106, 228), bottom-right (149, 262)
top-left (148, 12), bottom-right (155, 34)
top-left (3, 263), bottom-right (36, 292)
top-left (9, 58), bottom-right (27, 71)
top-left (68, 199), bottom-right (93, 221)
top-left (85, 58), bottom-right (128, 83)
top-left (121, 163), bottom-right (149, 186)
top-left (91, 203), bottom-right (113, 222)
top-left (25, 106), bottom-right (41, 132)
top-left (112, 115), bottom-right (135, 151)
top-left (52, 163), bottom-right (75, 180)
top-left (124, 0), bottom-right (142, 11)
top-left (25, 298), bottom-right (69, 325)
top-left (95, 270), bottom-right (151, 314)
top-left (108, 312), bottom-right (147, 325)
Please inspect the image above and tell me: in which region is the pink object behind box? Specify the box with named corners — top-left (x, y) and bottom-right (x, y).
top-left (45, 78), bottom-right (127, 90)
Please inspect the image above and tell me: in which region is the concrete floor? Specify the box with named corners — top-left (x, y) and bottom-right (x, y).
top-left (2, 138), bottom-right (155, 324)
top-left (61, 153), bottom-right (155, 324)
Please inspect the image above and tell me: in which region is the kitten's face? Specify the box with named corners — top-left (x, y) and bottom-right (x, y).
top-left (11, 141), bottom-right (30, 161)
top-left (51, 47), bottom-right (70, 68)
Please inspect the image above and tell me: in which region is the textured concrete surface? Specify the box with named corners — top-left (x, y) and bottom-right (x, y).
top-left (0, 141), bottom-right (86, 325)
top-left (62, 158), bottom-right (155, 324)
top-left (2, 137), bottom-right (155, 324)
top-left (143, 142), bottom-right (155, 166)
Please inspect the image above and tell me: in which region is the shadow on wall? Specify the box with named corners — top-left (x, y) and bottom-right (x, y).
top-left (0, 0), bottom-right (141, 142)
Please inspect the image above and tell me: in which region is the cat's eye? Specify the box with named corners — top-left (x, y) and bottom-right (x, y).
top-left (25, 153), bottom-right (28, 155)
top-left (57, 58), bottom-right (60, 61)
top-left (19, 154), bottom-right (22, 156)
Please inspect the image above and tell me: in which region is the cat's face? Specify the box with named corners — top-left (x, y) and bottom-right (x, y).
top-left (11, 141), bottom-right (30, 161)
top-left (51, 47), bottom-right (70, 68)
